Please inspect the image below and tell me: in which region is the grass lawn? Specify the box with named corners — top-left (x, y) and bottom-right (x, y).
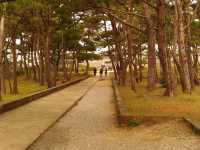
top-left (118, 82), bottom-right (200, 121)
top-left (2, 78), bottom-right (47, 102)
top-left (2, 74), bottom-right (87, 102)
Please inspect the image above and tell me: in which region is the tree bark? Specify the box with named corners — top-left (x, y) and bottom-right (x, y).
top-left (0, 16), bottom-right (4, 100)
top-left (143, 2), bottom-right (157, 90)
top-left (85, 60), bottom-right (89, 75)
top-left (44, 32), bottom-right (52, 88)
top-left (12, 36), bottom-right (18, 94)
top-left (110, 16), bottom-right (127, 85)
top-left (175, 0), bottom-right (191, 93)
top-left (157, 0), bottom-right (174, 96)
top-left (126, 0), bottom-right (136, 90)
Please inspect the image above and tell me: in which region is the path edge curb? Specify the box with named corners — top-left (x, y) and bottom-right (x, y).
top-left (183, 118), bottom-right (200, 135)
top-left (0, 76), bottom-right (89, 115)
top-left (112, 79), bottom-right (180, 126)
top-left (112, 79), bottom-right (126, 126)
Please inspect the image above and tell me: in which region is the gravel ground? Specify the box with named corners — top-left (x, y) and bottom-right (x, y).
top-left (29, 79), bottom-right (200, 150)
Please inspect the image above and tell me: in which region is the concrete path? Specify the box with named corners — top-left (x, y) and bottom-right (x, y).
top-left (29, 79), bottom-right (200, 150)
top-left (0, 78), bottom-right (96, 150)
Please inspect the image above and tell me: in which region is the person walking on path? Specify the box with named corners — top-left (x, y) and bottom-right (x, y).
top-left (99, 67), bottom-right (103, 80)
top-left (93, 67), bottom-right (97, 76)
top-left (104, 67), bottom-right (108, 77)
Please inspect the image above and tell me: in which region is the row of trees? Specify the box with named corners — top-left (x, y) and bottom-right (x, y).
top-left (0, 0), bottom-right (101, 100)
top-left (0, 0), bottom-right (199, 100)
top-left (90, 0), bottom-right (200, 97)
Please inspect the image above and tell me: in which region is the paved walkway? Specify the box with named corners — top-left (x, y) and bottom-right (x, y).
top-left (0, 78), bottom-right (96, 150)
top-left (29, 79), bottom-right (200, 150)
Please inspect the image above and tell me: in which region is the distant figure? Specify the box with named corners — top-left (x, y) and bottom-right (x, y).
top-left (105, 68), bottom-right (108, 76)
top-left (93, 67), bottom-right (97, 76)
top-left (99, 67), bottom-right (103, 79)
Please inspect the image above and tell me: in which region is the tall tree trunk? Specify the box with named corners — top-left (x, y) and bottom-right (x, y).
top-left (104, 19), bottom-right (118, 80)
top-left (62, 49), bottom-right (69, 81)
top-left (192, 45), bottom-right (200, 85)
top-left (61, 33), bottom-right (69, 81)
top-left (85, 60), bottom-right (89, 75)
top-left (39, 49), bottom-right (45, 85)
top-left (34, 34), bottom-right (40, 82)
top-left (4, 55), bottom-right (12, 94)
top-left (20, 35), bottom-right (29, 79)
top-left (69, 59), bottom-right (75, 79)
top-left (108, 51), bottom-right (118, 80)
top-left (110, 16), bottom-right (127, 85)
top-left (0, 16), bottom-right (4, 100)
top-left (12, 36), bottom-right (18, 94)
top-left (143, 2), bottom-right (157, 90)
top-left (23, 54), bottom-right (29, 79)
top-left (157, 0), bottom-right (174, 96)
top-left (31, 50), bottom-right (37, 81)
top-left (175, 0), bottom-right (191, 93)
top-left (19, 54), bottom-right (23, 73)
top-left (138, 45), bottom-right (143, 82)
top-left (27, 51), bottom-right (31, 78)
top-left (52, 64), bottom-right (58, 87)
top-left (2, 59), bottom-right (6, 94)
top-left (31, 33), bottom-right (37, 81)
top-left (183, 1), bottom-right (194, 88)
top-left (44, 32), bottom-right (52, 88)
top-left (126, 0), bottom-right (136, 90)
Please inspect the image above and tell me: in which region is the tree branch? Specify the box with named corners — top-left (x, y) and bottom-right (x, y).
top-left (184, 1), bottom-right (200, 29)
top-left (99, 7), bottom-right (146, 19)
top-left (141, 0), bottom-right (158, 10)
top-left (107, 12), bottom-right (144, 33)
top-left (115, 0), bottom-right (129, 10)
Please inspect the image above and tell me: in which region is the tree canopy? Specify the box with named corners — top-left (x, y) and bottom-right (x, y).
top-left (0, 0), bottom-right (200, 100)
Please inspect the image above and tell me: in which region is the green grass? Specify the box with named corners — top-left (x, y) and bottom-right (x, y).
top-left (2, 74), bottom-right (87, 102)
top-left (2, 77), bottom-right (47, 102)
top-left (118, 82), bottom-right (200, 121)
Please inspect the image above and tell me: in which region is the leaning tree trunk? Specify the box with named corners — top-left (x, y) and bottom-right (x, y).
top-left (184, 7), bottom-right (198, 87)
top-left (192, 45), bottom-right (200, 85)
top-left (104, 19), bottom-right (118, 80)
